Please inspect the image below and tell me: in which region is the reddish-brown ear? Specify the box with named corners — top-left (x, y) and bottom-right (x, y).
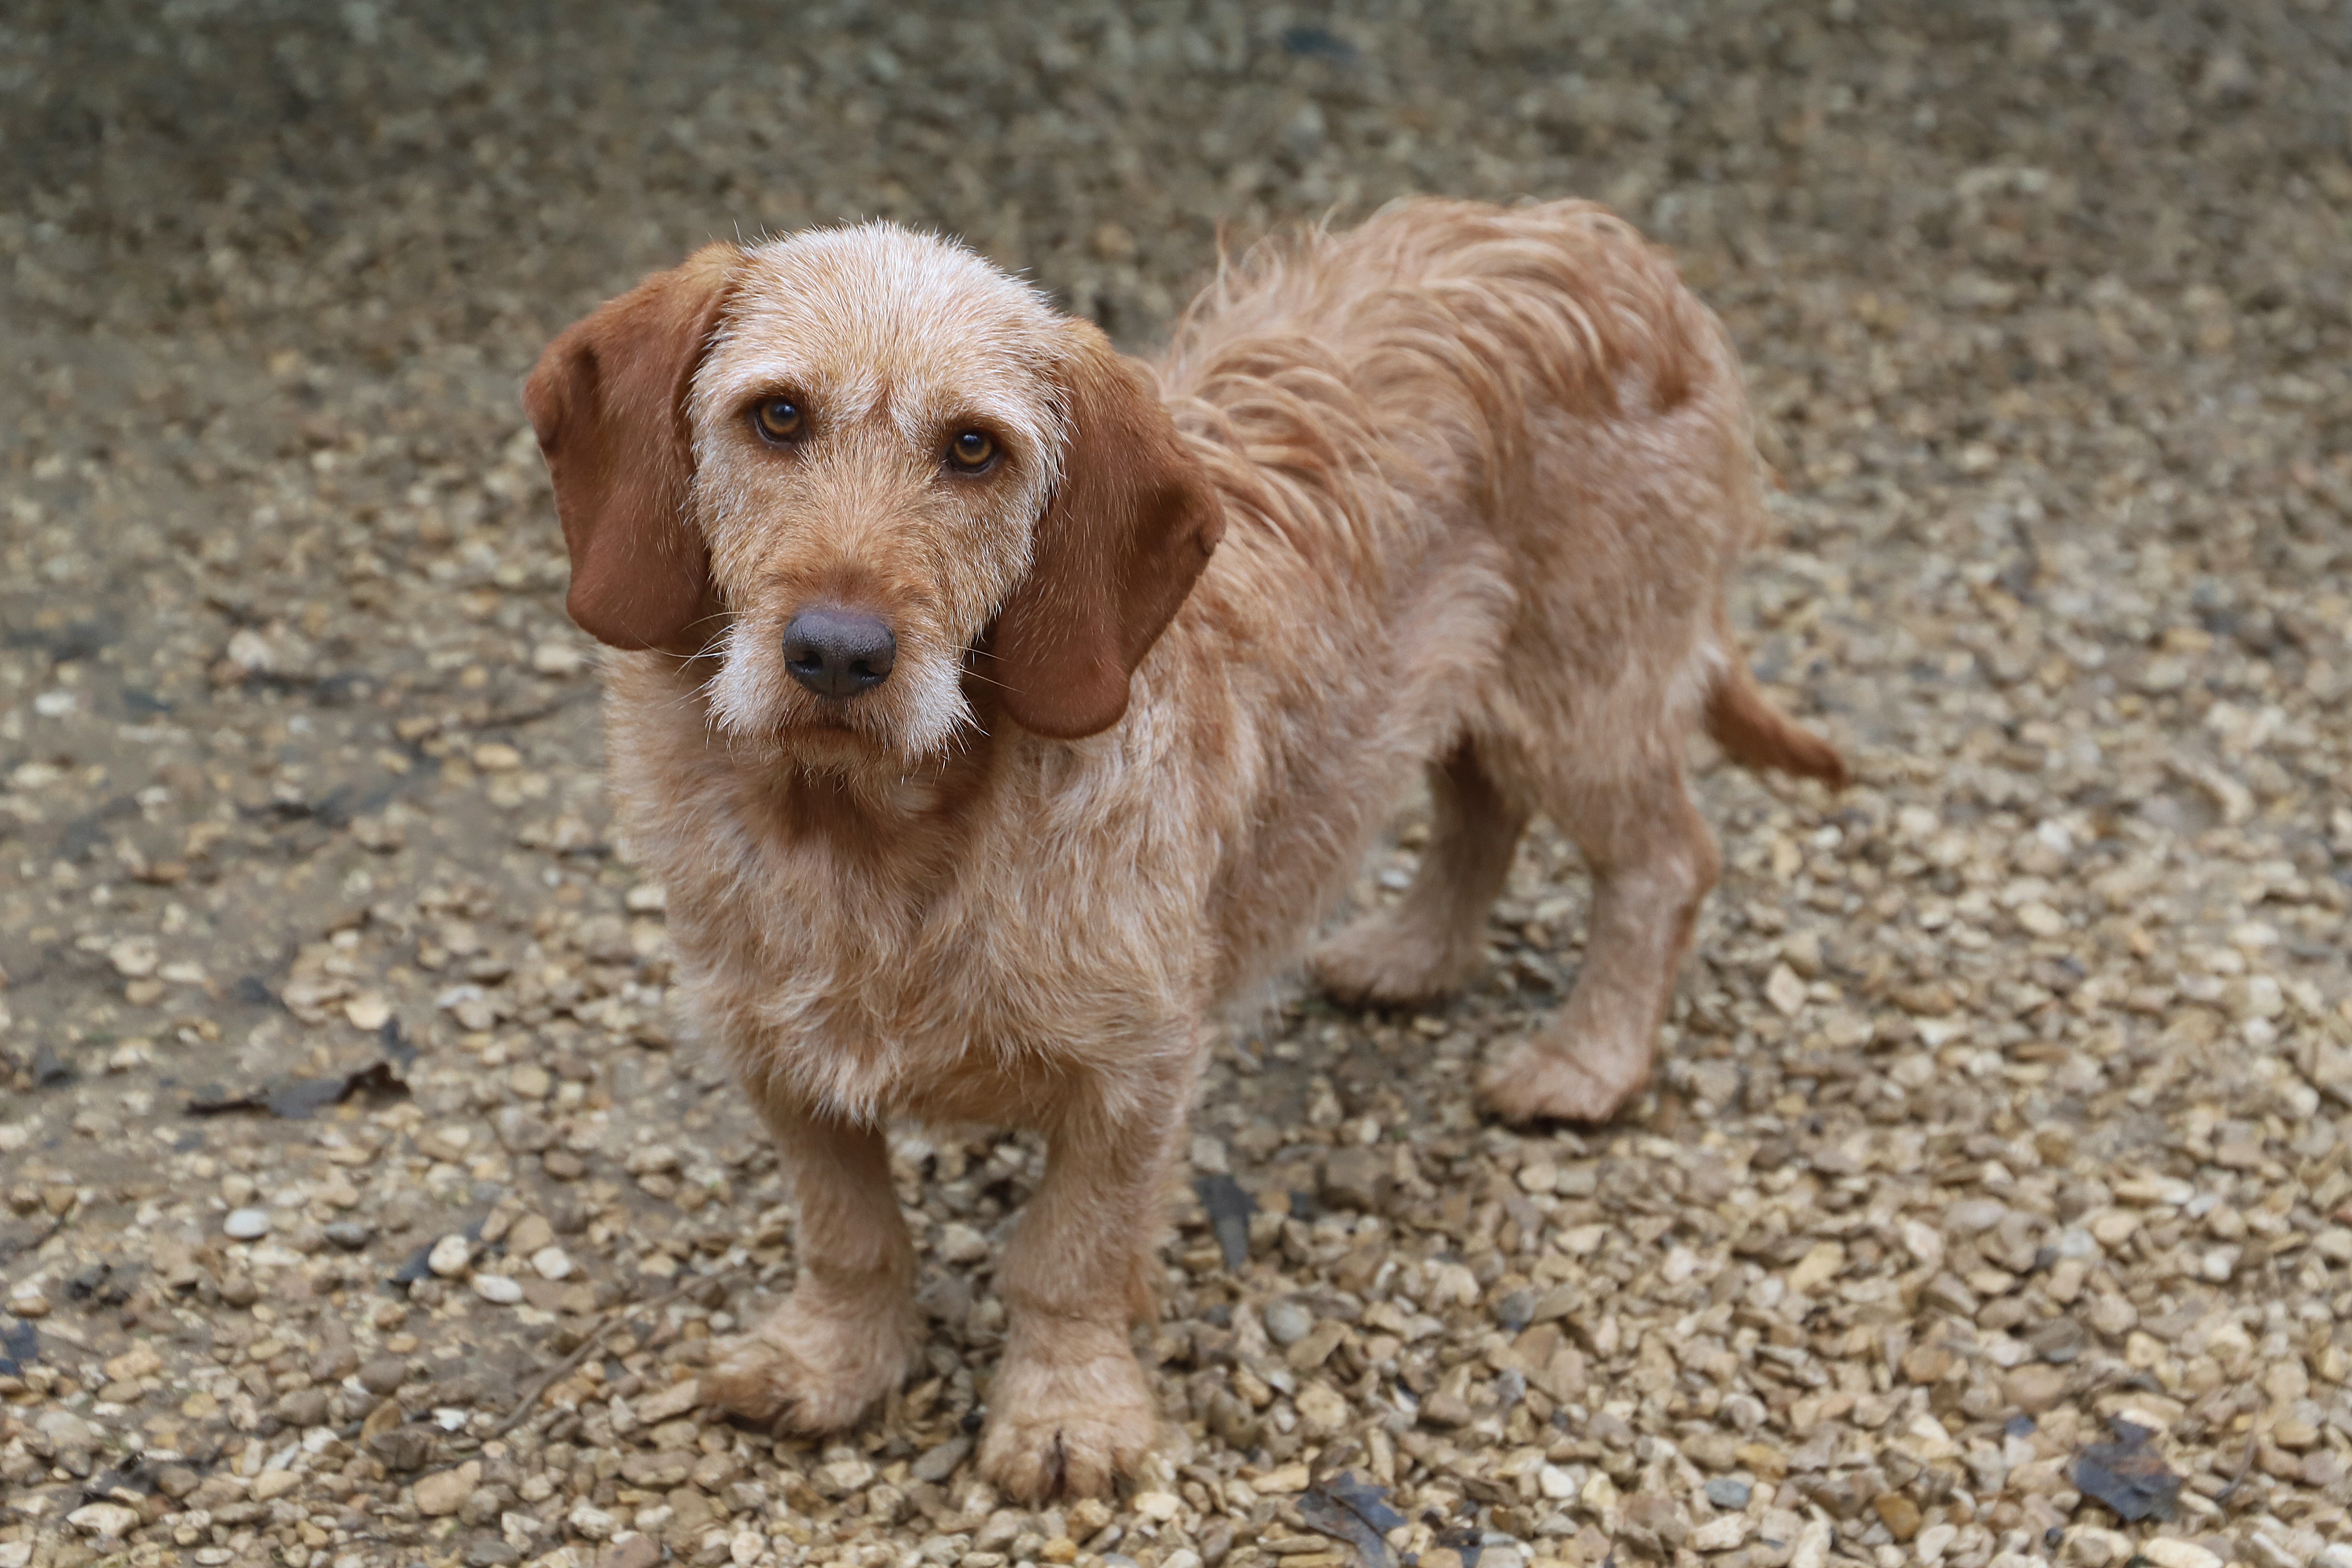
top-left (992, 320), bottom-right (1225, 738)
top-left (523, 244), bottom-right (738, 653)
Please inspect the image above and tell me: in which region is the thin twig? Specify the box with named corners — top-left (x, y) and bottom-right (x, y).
top-left (0, 1200), bottom-right (76, 1265)
top-left (491, 1267), bottom-right (744, 1437)
top-left (2214, 1431), bottom-right (2259, 1506)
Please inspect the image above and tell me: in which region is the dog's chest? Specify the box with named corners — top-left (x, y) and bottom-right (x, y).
top-left (640, 766), bottom-right (1199, 1119)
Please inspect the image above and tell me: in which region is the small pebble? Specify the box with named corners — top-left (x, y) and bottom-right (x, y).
top-left (470, 1272), bottom-right (523, 1304)
top-left (935, 1222), bottom-right (990, 1264)
top-left (1703, 1477), bottom-right (1751, 1510)
top-left (66, 1502), bottom-right (141, 1538)
top-left (1264, 1297), bottom-right (1315, 1346)
top-left (428, 1234), bottom-right (473, 1277)
top-left (567, 1502), bottom-right (619, 1542)
top-left (358, 1356), bottom-right (410, 1396)
top-left (910, 1435), bottom-right (972, 1484)
top-left (223, 1207), bottom-right (270, 1240)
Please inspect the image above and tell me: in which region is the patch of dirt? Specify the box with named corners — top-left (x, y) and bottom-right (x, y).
top-left (3, 4), bottom-right (2350, 1568)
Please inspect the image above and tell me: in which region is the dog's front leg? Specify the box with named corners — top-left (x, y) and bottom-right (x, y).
top-left (706, 1094), bottom-right (919, 1432)
top-left (979, 1064), bottom-right (1189, 1502)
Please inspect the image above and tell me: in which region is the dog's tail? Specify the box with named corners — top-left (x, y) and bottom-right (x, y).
top-left (1705, 655), bottom-right (1847, 788)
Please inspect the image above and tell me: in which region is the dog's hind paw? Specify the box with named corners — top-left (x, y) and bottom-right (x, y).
top-left (979, 1347), bottom-right (1156, 1502)
top-left (704, 1297), bottom-right (912, 1433)
top-left (1310, 915), bottom-right (1478, 1009)
top-left (1477, 1034), bottom-right (1651, 1125)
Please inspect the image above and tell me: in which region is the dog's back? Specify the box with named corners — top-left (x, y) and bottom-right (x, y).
top-left (1132, 201), bottom-right (1837, 1033)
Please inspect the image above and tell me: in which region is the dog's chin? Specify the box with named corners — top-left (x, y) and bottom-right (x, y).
top-left (722, 704), bottom-right (956, 781)
top-left (773, 714), bottom-right (886, 761)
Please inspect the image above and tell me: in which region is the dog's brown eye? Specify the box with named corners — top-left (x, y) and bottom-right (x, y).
top-left (753, 399), bottom-right (805, 442)
top-left (946, 430), bottom-right (996, 471)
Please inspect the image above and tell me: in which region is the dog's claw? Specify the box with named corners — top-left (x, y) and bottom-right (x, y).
top-left (978, 1352), bottom-right (1154, 1503)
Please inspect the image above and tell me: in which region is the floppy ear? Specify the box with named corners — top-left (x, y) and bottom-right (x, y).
top-left (992, 320), bottom-right (1226, 739)
top-left (523, 243), bottom-right (739, 653)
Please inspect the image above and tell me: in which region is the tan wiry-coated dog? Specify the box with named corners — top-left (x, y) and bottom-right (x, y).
top-left (523, 199), bottom-right (1843, 1499)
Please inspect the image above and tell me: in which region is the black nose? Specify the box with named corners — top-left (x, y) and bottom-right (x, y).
top-left (780, 607), bottom-right (897, 699)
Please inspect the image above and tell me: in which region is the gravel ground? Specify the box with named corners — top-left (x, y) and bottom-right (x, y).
top-left (5, 4), bottom-right (2352, 1567)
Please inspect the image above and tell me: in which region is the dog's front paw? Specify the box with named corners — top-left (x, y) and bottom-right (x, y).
top-left (1478, 1034), bottom-right (1651, 1125)
top-left (979, 1344), bottom-right (1156, 1502)
top-left (704, 1295), bottom-right (914, 1433)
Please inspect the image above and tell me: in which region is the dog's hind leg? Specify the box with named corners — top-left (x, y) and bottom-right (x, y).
top-left (1312, 739), bottom-right (1529, 1008)
top-left (1478, 762), bottom-right (1719, 1124)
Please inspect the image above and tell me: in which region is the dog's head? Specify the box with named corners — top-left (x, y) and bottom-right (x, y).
top-left (523, 226), bottom-right (1224, 764)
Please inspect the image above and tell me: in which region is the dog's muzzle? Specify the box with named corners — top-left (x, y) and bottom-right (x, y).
top-left (781, 607), bottom-right (897, 700)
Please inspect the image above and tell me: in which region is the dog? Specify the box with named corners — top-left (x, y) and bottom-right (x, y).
top-left (523, 198), bottom-right (1843, 1500)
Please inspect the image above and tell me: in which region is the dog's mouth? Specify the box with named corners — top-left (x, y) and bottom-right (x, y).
top-left (702, 610), bottom-right (982, 768)
top-left (758, 706), bottom-right (878, 748)
top-left (743, 691), bottom-right (938, 767)
top-left (794, 708), bottom-right (859, 731)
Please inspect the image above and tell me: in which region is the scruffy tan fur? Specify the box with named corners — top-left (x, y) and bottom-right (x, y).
top-left (525, 199), bottom-right (1842, 1500)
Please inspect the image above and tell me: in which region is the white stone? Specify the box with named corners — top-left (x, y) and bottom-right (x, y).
top-left (2067, 1527), bottom-right (2133, 1568)
top-left (428, 1233), bottom-right (473, 1277)
top-left (252, 1468), bottom-right (302, 1501)
top-left (935, 1222), bottom-right (990, 1264)
top-left (1691, 1513), bottom-right (1751, 1551)
top-left (223, 1207), bottom-right (271, 1240)
top-left (2139, 1541), bottom-right (2223, 1568)
top-left (472, 1273), bottom-right (523, 1304)
top-left (820, 1455), bottom-right (875, 1492)
top-left (2016, 900), bottom-right (2066, 937)
top-left (68, 1502), bottom-right (141, 1538)
top-left (1537, 1463), bottom-right (1576, 1500)
top-left (567, 1502), bottom-right (619, 1541)
top-left (530, 1245), bottom-right (575, 1280)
